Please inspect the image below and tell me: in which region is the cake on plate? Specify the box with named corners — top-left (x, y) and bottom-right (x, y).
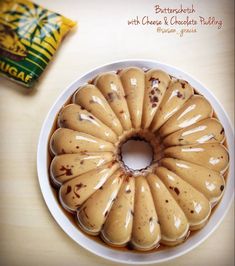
top-left (49, 67), bottom-right (229, 251)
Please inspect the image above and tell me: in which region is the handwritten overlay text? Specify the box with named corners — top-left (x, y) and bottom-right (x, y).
top-left (127, 4), bottom-right (223, 37)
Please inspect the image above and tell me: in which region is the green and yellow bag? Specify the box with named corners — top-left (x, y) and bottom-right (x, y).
top-left (0, 0), bottom-right (76, 87)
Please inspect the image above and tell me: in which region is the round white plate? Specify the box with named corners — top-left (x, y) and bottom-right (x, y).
top-left (37, 60), bottom-right (234, 264)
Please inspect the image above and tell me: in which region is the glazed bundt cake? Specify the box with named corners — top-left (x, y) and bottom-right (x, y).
top-left (49, 67), bottom-right (229, 251)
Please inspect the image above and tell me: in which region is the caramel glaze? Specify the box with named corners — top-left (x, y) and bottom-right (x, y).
top-left (47, 76), bottom-right (229, 253)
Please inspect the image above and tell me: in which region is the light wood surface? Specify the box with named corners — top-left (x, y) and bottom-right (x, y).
top-left (0, 0), bottom-right (234, 265)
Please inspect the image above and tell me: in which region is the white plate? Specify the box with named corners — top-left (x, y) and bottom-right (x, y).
top-left (37, 60), bottom-right (234, 264)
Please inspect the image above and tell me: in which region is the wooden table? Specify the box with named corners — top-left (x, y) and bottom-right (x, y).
top-left (0, 0), bottom-right (234, 265)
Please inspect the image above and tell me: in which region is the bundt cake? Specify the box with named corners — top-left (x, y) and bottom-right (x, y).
top-left (49, 67), bottom-right (229, 251)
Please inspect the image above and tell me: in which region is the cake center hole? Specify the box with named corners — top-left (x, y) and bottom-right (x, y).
top-left (120, 139), bottom-right (153, 171)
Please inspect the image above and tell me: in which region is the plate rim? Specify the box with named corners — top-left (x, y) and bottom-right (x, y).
top-left (37, 59), bottom-right (234, 265)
